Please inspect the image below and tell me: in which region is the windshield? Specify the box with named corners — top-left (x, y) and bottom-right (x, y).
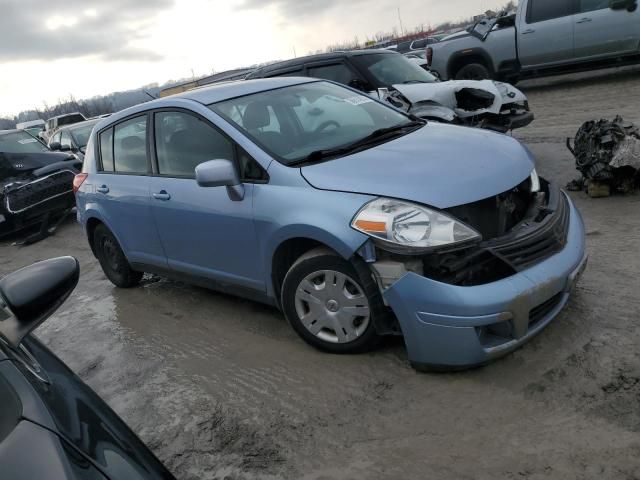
top-left (210, 81), bottom-right (414, 165)
top-left (351, 53), bottom-right (438, 87)
top-left (0, 131), bottom-right (49, 154)
top-left (70, 122), bottom-right (98, 148)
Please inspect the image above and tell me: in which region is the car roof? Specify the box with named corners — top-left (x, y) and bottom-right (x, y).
top-left (56, 118), bottom-right (100, 131)
top-left (97, 77), bottom-right (319, 129)
top-left (247, 49), bottom-right (396, 78)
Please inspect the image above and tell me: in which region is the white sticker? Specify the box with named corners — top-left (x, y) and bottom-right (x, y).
top-left (18, 138), bottom-right (38, 144)
top-left (343, 96), bottom-right (374, 106)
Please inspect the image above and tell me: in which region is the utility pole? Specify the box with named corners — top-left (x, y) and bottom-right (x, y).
top-left (397, 7), bottom-right (404, 36)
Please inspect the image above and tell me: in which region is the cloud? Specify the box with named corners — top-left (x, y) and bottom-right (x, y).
top-left (236, 0), bottom-right (366, 19)
top-left (0, 0), bottom-right (174, 62)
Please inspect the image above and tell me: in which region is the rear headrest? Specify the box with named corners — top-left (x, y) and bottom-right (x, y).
top-left (243, 102), bottom-right (271, 131)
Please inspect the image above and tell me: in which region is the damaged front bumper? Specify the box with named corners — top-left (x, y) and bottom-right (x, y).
top-left (382, 194), bottom-right (586, 371)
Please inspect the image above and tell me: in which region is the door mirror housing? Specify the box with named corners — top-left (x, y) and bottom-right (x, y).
top-left (195, 159), bottom-right (245, 200)
top-left (0, 257), bottom-right (79, 349)
top-left (610, 0), bottom-right (637, 10)
top-left (49, 142), bottom-right (61, 151)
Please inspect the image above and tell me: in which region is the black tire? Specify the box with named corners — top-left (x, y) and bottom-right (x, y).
top-left (281, 248), bottom-right (383, 354)
top-left (455, 63), bottom-right (491, 80)
top-left (93, 224), bottom-right (143, 288)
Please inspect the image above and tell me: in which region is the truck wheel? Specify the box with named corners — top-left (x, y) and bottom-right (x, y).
top-left (455, 63), bottom-right (491, 80)
top-left (93, 224), bottom-right (143, 288)
top-left (281, 248), bottom-right (382, 354)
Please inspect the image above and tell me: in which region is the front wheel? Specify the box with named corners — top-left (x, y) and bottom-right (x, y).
top-left (455, 63), bottom-right (491, 80)
top-left (281, 248), bottom-right (382, 354)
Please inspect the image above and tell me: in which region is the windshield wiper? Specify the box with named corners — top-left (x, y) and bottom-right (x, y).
top-left (402, 80), bottom-right (428, 84)
top-left (297, 120), bottom-right (426, 165)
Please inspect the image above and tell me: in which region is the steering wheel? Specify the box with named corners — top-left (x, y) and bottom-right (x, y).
top-left (315, 120), bottom-right (341, 133)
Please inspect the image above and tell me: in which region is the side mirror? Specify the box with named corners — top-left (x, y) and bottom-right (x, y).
top-left (610, 0), bottom-right (637, 10)
top-left (195, 159), bottom-right (245, 200)
top-left (0, 257), bottom-right (79, 349)
top-left (49, 142), bottom-right (61, 151)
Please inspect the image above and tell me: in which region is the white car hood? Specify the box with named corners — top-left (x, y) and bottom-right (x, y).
top-left (392, 80), bottom-right (527, 118)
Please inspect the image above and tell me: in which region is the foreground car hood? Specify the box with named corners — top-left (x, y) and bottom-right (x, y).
top-left (0, 151), bottom-right (76, 179)
top-left (300, 123), bottom-right (534, 209)
top-left (393, 80), bottom-right (527, 118)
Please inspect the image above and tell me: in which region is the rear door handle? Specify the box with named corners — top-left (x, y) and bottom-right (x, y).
top-left (96, 185), bottom-right (109, 194)
top-left (521, 28), bottom-right (535, 34)
top-left (152, 190), bottom-right (171, 201)
top-left (576, 17), bottom-right (592, 23)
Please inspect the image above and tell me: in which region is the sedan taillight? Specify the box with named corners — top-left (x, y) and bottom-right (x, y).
top-left (73, 173), bottom-right (88, 193)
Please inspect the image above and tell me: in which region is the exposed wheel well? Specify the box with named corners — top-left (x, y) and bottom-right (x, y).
top-left (85, 217), bottom-right (104, 256)
top-left (448, 53), bottom-right (493, 79)
top-left (271, 238), bottom-right (328, 306)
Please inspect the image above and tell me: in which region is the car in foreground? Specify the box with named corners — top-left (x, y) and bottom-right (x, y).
top-left (0, 257), bottom-right (176, 479)
top-left (247, 50), bottom-right (533, 133)
top-left (0, 129), bottom-right (81, 238)
top-left (49, 119), bottom-right (101, 161)
top-left (75, 78), bottom-right (586, 370)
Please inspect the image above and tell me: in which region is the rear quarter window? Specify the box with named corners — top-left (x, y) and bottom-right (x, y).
top-left (99, 128), bottom-right (115, 172)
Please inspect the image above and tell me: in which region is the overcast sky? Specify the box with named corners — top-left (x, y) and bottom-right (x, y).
top-left (0, 0), bottom-right (509, 116)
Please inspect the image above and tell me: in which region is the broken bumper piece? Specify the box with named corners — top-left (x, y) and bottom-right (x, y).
top-left (383, 194), bottom-right (586, 371)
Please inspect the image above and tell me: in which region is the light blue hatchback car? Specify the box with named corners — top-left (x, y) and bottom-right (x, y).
top-left (75, 78), bottom-right (587, 370)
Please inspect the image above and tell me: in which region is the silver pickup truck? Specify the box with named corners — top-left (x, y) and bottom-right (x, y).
top-left (428, 0), bottom-right (640, 81)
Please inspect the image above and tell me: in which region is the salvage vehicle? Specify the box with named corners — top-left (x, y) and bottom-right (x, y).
top-left (0, 257), bottom-right (176, 479)
top-left (427, 0), bottom-right (640, 81)
top-left (43, 112), bottom-right (87, 142)
top-left (16, 119), bottom-right (46, 139)
top-left (75, 78), bottom-right (587, 370)
top-left (247, 50), bottom-right (533, 132)
top-left (49, 119), bottom-right (101, 161)
top-left (0, 129), bottom-right (81, 239)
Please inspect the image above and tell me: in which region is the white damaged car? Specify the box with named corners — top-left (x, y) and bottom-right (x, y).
top-left (247, 49), bottom-right (533, 133)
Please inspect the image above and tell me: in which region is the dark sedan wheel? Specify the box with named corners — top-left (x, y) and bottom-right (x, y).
top-left (93, 224), bottom-right (143, 288)
top-left (455, 63), bottom-right (491, 80)
top-left (281, 248), bottom-right (382, 354)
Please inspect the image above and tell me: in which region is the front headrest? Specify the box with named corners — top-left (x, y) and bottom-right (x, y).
top-left (243, 102), bottom-right (271, 130)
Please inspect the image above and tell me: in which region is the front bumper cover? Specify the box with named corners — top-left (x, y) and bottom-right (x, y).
top-left (383, 194), bottom-right (587, 370)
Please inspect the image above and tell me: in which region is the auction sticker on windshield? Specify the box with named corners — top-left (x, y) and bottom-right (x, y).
top-left (18, 138), bottom-right (38, 144)
top-left (343, 96), bottom-right (374, 106)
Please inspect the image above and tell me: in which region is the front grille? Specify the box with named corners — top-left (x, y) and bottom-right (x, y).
top-left (5, 170), bottom-right (75, 214)
top-left (489, 193), bottom-right (570, 271)
top-left (529, 293), bottom-right (564, 327)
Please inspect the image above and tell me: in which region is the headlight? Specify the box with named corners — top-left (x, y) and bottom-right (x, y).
top-left (351, 198), bottom-right (481, 254)
top-left (530, 168), bottom-right (541, 192)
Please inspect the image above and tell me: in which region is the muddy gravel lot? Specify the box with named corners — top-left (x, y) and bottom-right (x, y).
top-left (2, 67), bottom-right (640, 480)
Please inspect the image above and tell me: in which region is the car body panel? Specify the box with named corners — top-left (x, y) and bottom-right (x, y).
top-left (517, 3), bottom-right (575, 68)
top-left (299, 122), bottom-right (534, 209)
top-left (0, 336), bottom-right (175, 479)
top-left (573, 6), bottom-right (640, 61)
top-left (384, 194), bottom-right (586, 368)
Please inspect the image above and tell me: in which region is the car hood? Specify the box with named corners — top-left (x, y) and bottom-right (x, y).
top-left (393, 80), bottom-right (527, 118)
top-left (0, 151), bottom-right (76, 179)
top-left (300, 122), bottom-right (534, 209)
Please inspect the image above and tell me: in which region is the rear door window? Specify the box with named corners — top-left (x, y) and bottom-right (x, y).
top-left (527, 0), bottom-right (575, 23)
top-left (578, 0), bottom-right (610, 12)
top-left (99, 128), bottom-right (115, 172)
top-left (113, 116), bottom-right (149, 174)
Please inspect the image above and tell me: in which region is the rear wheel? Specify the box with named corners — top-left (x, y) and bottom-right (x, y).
top-left (455, 63), bottom-right (491, 80)
top-left (281, 248), bottom-right (382, 354)
top-left (93, 224), bottom-right (143, 288)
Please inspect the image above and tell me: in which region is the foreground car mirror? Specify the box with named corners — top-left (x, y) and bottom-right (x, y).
top-left (49, 141), bottom-right (61, 151)
top-left (195, 159), bottom-right (244, 200)
top-left (0, 257), bottom-right (79, 349)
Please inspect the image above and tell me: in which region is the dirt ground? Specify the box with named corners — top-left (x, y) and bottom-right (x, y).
top-left (2, 66), bottom-right (640, 480)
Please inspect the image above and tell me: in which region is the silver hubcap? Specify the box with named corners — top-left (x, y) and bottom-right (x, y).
top-left (294, 270), bottom-right (370, 344)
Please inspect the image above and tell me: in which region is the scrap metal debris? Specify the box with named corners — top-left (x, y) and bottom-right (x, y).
top-left (567, 116), bottom-right (640, 197)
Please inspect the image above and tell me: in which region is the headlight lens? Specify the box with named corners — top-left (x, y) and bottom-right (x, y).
top-left (351, 198), bottom-right (481, 253)
top-left (530, 168), bottom-right (541, 192)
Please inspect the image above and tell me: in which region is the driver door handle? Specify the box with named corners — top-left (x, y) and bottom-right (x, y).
top-left (521, 28), bottom-right (535, 34)
top-left (152, 190), bottom-right (171, 201)
top-left (576, 17), bottom-right (592, 23)
top-left (96, 185), bottom-right (109, 194)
